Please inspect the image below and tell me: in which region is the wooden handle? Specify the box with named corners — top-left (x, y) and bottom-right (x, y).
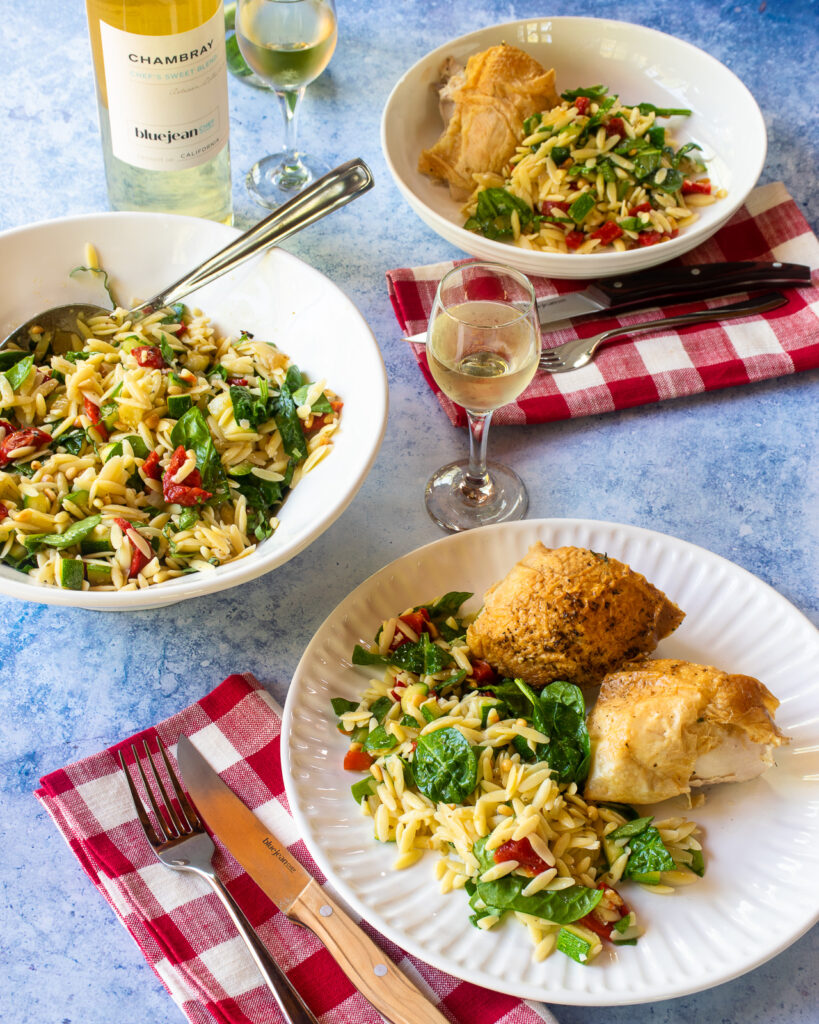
top-left (288, 878), bottom-right (450, 1024)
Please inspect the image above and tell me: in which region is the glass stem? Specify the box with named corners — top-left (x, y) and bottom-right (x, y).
top-left (462, 410), bottom-right (494, 499)
top-left (274, 87), bottom-right (308, 182)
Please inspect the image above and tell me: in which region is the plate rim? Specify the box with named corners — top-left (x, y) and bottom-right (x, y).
top-left (0, 210), bottom-right (388, 610)
top-left (380, 16), bottom-right (767, 279)
top-left (282, 516), bottom-right (819, 1005)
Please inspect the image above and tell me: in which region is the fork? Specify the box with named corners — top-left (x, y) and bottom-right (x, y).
top-left (538, 291), bottom-right (788, 372)
top-left (120, 737), bottom-right (319, 1024)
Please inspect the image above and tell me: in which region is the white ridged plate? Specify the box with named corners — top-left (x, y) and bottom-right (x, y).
top-left (282, 519), bottom-right (819, 1005)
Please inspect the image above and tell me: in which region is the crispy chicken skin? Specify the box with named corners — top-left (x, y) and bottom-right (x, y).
top-left (418, 43), bottom-right (559, 198)
top-left (466, 544), bottom-right (684, 688)
top-left (584, 659), bottom-right (788, 805)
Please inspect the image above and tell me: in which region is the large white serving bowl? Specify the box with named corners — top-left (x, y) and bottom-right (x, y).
top-left (0, 212), bottom-right (387, 610)
top-left (381, 17), bottom-right (767, 279)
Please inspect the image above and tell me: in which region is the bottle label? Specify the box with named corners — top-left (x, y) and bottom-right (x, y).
top-left (99, 7), bottom-right (229, 172)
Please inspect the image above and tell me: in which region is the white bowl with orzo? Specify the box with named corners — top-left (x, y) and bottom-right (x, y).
top-left (381, 17), bottom-right (766, 278)
top-left (0, 212), bottom-right (387, 610)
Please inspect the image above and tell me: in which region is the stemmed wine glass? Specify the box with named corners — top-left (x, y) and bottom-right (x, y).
top-left (236, 0), bottom-right (338, 208)
top-left (424, 262), bottom-right (540, 532)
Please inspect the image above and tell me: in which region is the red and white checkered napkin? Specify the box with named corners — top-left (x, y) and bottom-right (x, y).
top-left (387, 181), bottom-right (819, 427)
top-left (36, 673), bottom-right (558, 1024)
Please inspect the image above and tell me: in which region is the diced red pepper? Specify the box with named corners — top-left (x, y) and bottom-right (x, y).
top-left (162, 444), bottom-right (211, 506)
top-left (131, 345), bottom-right (167, 369)
top-left (470, 659), bottom-right (497, 685)
top-left (606, 116), bottom-right (625, 137)
top-left (590, 221), bottom-right (623, 245)
top-left (0, 427), bottom-right (53, 467)
top-left (543, 200), bottom-right (570, 215)
top-left (0, 502), bottom-right (7, 521)
top-left (681, 179), bottom-right (712, 195)
top-left (226, 377), bottom-right (249, 386)
top-left (398, 607), bottom-right (431, 636)
top-left (113, 517), bottom-right (150, 578)
top-left (574, 96), bottom-right (591, 115)
top-left (565, 230), bottom-right (586, 251)
top-left (494, 837), bottom-right (550, 875)
top-left (141, 449), bottom-right (162, 480)
top-left (343, 748), bottom-right (374, 772)
top-left (629, 202), bottom-right (652, 214)
top-left (578, 883), bottom-right (631, 942)
top-left (637, 230), bottom-right (665, 247)
top-left (305, 400), bottom-right (344, 433)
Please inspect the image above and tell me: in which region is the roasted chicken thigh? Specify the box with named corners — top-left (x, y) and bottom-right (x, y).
top-left (584, 658), bottom-right (788, 804)
top-left (466, 544), bottom-right (684, 688)
top-left (418, 43), bottom-right (559, 198)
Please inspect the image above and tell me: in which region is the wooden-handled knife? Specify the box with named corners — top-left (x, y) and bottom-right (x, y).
top-left (176, 734), bottom-right (449, 1024)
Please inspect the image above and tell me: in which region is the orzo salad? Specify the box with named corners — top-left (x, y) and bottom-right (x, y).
top-left (464, 84), bottom-right (722, 254)
top-left (0, 262), bottom-right (341, 591)
top-left (332, 593), bottom-right (704, 965)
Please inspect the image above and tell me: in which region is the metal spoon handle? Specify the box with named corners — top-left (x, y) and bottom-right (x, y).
top-left (132, 157), bottom-right (374, 317)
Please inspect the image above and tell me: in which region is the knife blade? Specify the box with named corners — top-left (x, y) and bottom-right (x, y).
top-left (176, 734), bottom-right (450, 1024)
top-left (402, 260), bottom-right (811, 341)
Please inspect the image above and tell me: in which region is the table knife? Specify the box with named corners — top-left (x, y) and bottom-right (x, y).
top-left (402, 260), bottom-right (811, 341)
top-left (176, 735), bottom-right (450, 1024)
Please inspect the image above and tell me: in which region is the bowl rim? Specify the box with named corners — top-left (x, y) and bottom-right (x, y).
top-left (380, 15), bottom-right (767, 275)
top-left (0, 210), bottom-right (388, 610)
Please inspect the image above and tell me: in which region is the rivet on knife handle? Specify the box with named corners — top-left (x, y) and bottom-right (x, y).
top-left (289, 879), bottom-right (451, 1024)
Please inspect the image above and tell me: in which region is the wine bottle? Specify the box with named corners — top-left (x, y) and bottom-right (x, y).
top-left (85, 0), bottom-right (233, 223)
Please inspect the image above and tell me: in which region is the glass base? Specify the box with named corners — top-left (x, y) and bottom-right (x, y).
top-left (245, 151), bottom-right (331, 209)
top-left (425, 459), bottom-right (528, 533)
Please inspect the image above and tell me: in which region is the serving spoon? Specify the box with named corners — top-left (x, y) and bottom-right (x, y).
top-left (0, 157), bottom-right (374, 354)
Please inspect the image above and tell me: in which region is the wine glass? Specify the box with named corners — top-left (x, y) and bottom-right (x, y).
top-left (236, 0), bottom-right (337, 208)
top-left (424, 262), bottom-right (540, 532)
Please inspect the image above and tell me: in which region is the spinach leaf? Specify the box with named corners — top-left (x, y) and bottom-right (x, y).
top-left (362, 725), bottom-right (397, 754)
top-left (331, 697), bottom-right (359, 717)
top-left (390, 632), bottom-right (453, 675)
top-left (51, 428), bottom-right (86, 456)
top-left (513, 679), bottom-right (591, 784)
top-left (636, 102), bottom-right (692, 117)
top-left (3, 356), bottom-right (34, 392)
top-left (0, 350), bottom-right (29, 372)
top-left (561, 85), bottom-right (608, 101)
top-left (170, 407), bottom-right (228, 500)
top-left (479, 678), bottom-right (532, 719)
top-left (609, 816), bottom-right (654, 841)
top-left (413, 727), bottom-right (478, 804)
top-left (549, 144), bottom-right (570, 165)
top-left (472, 838), bottom-right (602, 923)
top-left (522, 112), bottom-right (543, 135)
top-left (273, 383), bottom-right (309, 461)
top-left (158, 334), bottom-right (177, 366)
top-left (23, 514), bottom-right (102, 551)
top-left (292, 383), bottom-right (333, 414)
top-left (689, 849), bottom-right (706, 877)
top-left (624, 825), bottom-right (676, 879)
top-left (1, 547), bottom-right (38, 573)
top-left (352, 644), bottom-right (388, 667)
top-left (63, 350), bottom-right (91, 363)
top-left (283, 364), bottom-right (304, 392)
top-left (369, 696), bottom-right (393, 723)
top-left (421, 591), bottom-right (472, 621)
top-left (464, 188), bottom-right (540, 241)
top-left (229, 385), bottom-right (273, 429)
top-left (673, 141), bottom-right (703, 168)
top-left (651, 167), bottom-right (685, 193)
top-left (176, 508), bottom-right (198, 531)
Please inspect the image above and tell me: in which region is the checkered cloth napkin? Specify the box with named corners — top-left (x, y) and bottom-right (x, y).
top-left (36, 673), bottom-right (559, 1024)
top-left (387, 182), bottom-right (819, 427)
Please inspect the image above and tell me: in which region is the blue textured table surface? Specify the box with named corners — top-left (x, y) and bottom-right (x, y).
top-left (2, 2), bottom-right (817, 1022)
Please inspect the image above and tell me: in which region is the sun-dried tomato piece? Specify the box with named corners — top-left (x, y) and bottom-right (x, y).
top-left (141, 449), bottom-right (162, 480)
top-left (0, 428), bottom-right (53, 467)
top-left (161, 445), bottom-right (211, 506)
top-left (131, 345), bottom-right (167, 369)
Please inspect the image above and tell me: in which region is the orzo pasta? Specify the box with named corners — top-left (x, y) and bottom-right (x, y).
top-left (0, 273), bottom-right (341, 591)
top-left (333, 592), bottom-right (704, 965)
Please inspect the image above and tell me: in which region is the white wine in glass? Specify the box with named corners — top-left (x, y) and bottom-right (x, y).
top-left (237, 0), bottom-right (337, 207)
top-left (425, 263), bottom-right (540, 532)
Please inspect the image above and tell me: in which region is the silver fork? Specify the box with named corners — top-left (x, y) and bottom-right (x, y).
top-left (120, 737), bottom-right (318, 1024)
top-left (538, 292), bottom-right (787, 372)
